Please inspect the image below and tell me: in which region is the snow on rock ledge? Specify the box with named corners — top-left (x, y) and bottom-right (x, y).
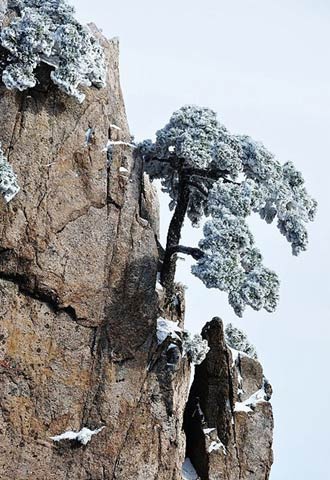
top-left (50, 427), bottom-right (105, 446)
top-left (156, 317), bottom-right (182, 345)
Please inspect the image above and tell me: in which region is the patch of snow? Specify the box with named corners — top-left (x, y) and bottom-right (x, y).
top-left (156, 318), bottom-right (182, 345)
top-left (229, 347), bottom-right (248, 367)
top-left (107, 140), bottom-right (136, 148)
top-left (119, 167), bottom-right (129, 174)
top-left (237, 370), bottom-right (243, 387)
top-left (168, 146), bottom-right (175, 153)
top-left (50, 426), bottom-right (105, 446)
top-left (85, 127), bottom-right (94, 146)
top-left (203, 428), bottom-right (216, 435)
top-left (234, 402), bottom-right (252, 413)
top-left (156, 281), bottom-right (163, 291)
top-left (102, 139), bottom-right (136, 152)
top-left (102, 139), bottom-right (112, 152)
top-left (188, 364), bottom-right (195, 392)
top-left (234, 387), bottom-right (268, 414)
top-left (245, 388), bottom-right (268, 406)
top-left (0, 145), bottom-right (20, 203)
top-left (208, 439), bottom-right (227, 455)
top-left (182, 458), bottom-right (199, 480)
top-left (110, 124), bottom-right (121, 131)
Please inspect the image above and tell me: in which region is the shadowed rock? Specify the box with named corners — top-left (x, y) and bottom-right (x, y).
top-left (184, 318), bottom-right (274, 480)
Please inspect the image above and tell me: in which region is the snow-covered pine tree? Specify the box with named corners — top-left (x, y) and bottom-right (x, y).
top-left (182, 331), bottom-right (210, 365)
top-left (1, 0), bottom-right (107, 103)
top-left (137, 105), bottom-right (317, 317)
top-left (225, 323), bottom-right (257, 359)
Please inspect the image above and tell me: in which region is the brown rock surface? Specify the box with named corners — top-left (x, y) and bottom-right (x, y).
top-left (184, 318), bottom-right (274, 480)
top-left (0, 4), bottom-right (274, 480)
top-left (0, 7), bottom-right (190, 479)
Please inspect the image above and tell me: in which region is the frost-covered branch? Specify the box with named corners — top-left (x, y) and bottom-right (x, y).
top-left (0, 143), bottom-right (20, 203)
top-left (225, 323), bottom-right (257, 359)
top-left (168, 245), bottom-right (204, 261)
top-left (182, 331), bottom-right (210, 365)
top-left (1, 0), bottom-right (107, 103)
top-left (139, 105), bottom-right (317, 316)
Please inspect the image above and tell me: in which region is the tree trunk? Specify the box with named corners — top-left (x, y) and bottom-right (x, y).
top-left (161, 176), bottom-right (190, 300)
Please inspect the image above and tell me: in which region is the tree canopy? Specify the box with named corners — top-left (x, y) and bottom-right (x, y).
top-left (137, 105), bottom-right (317, 317)
top-left (1, 0), bottom-right (106, 102)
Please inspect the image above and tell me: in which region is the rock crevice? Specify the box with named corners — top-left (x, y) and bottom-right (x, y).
top-left (184, 318), bottom-right (274, 480)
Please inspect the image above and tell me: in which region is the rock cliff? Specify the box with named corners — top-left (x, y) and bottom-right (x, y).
top-left (184, 319), bottom-right (273, 480)
top-left (0, 4), bottom-right (273, 479)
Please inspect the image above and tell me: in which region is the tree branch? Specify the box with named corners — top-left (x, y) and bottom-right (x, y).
top-left (188, 169), bottom-right (241, 185)
top-left (187, 181), bottom-right (208, 197)
top-left (145, 158), bottom-right (241, 186)
top-left (168, 245), bottom-right (204, 260)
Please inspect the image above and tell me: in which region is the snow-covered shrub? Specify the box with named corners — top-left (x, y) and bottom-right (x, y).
top-left (182, 331), bottom-right (210, 365)
top-left (225, 323), bottom-right (257, 359)
top-left (0, 143), bottom-right (20, 203)
top-left (138, 105), bottom-right (317, 316)
top-left (1, 0), bottom-right (107, 102)
top-left (156, 318), bottom-right (209, 366)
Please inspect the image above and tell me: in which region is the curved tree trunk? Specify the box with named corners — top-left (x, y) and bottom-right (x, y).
top-left (160, 176), bottom-right (190, 301)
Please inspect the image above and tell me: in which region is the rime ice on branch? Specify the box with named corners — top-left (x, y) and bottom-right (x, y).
top-left (156, 318), bottom-right (210, 366)
top-left (0, 143), bottom-right (20, 203)
top-left (225, 323), bottom-right (258, 359)
top-left (137, 105), bottom-right (317, 317)
top-left (1, 0), bottom-right (107, 103)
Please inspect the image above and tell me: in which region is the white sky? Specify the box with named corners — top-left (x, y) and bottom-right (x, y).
top-left (73, 1), bottom-right (330, 478)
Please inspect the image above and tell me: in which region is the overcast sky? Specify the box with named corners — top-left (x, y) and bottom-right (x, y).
top-left (73, 1), bottom-right (329, 478)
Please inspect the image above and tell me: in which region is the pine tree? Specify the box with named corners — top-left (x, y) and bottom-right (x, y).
top-left (137, 105), bottom-right (317, 317)
top-left (1, 0), bottom-right (106, 103)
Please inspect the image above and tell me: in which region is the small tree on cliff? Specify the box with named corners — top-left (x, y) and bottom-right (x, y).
top-left (137, 105), bottom-right (317, 317)
top-left (1, 0), bottom-right (106, 103)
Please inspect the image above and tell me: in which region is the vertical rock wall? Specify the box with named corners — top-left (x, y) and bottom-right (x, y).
top-left (184, 318), bottom-right (274, 480)
top-left (0, 5), bottom-right (274, 480)
top-left (0, 9), bottom-right (190, 479)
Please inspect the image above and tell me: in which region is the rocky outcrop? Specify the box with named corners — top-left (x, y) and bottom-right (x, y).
top-left (0, 6), bottom-right (190, 479)
top-left (184, 318), bottom-right (274, 480)
top-left (0, 4), bottom-right (273, 480)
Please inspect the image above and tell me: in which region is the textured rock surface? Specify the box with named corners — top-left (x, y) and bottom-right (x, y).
top-left (184, 318), bottom-right (274, 480)
top-left (0, 4), bottom-right (274, 480)
top-left (0, 6), bottom-right (190, 479)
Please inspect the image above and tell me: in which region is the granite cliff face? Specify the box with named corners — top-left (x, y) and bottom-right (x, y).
top-left (184, 319), bottom-right (273, 480)
top-left (0, 4), bottom-right (273, 479)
